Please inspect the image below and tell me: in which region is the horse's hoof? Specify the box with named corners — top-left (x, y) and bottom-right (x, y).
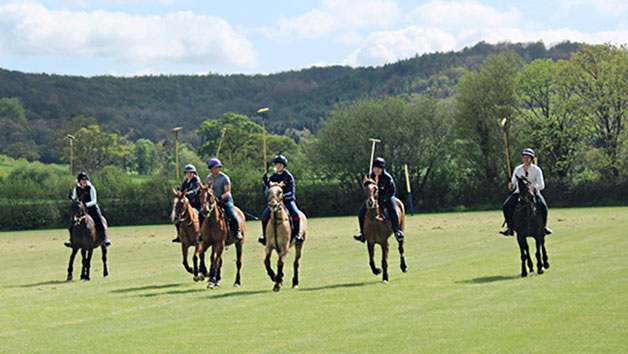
top-left (193, 275), bottom-right (200, 282)
top-left (383, 280), bottom-right (388, 284)
top-left (66, 275), bottom-right (73, 281)
top-left (292, 284), bottom-right (299, 289)
top-left (373, 268), bottom-right (382, 275)
top-left (273, 283), bottom-right (281, 292)
top-left (234, 283), bottom-right (240, 288)
top-left (401, 265), bottom-right (408, 273)
top-left (207, 282), bottom-right (215, 289)
top-left (521, 273), bottom-right (527, 278)
top-left (544, 262), bottom-right (550, 269)
top-left (537, 269), bottom-right (544, 275)
top-left (216, 281), bottom-right (221, 287)
top-left (103, 272), bottom-right (109, 277)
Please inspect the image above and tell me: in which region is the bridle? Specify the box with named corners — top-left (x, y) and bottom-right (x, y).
top-left (71, 200), bottom-right (87, 227)
top-left (201, 188), bottom-right (217, 217)
top-left (517, 176), bottom-right (537, 217)
top-left (364, 179), bottom-right (379, 210)
top-left (267, 185), bottom-right (284, 213)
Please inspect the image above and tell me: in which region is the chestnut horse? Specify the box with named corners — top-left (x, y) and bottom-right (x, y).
top-left (67, 197), bottom-right (108, 281)
top-left (362, 178), bottom-right (408, 283)
top-left (171, 189), bottom-right (202, 274)
top-left (194, 182), bottom-right (245, 289)
top-left (264, 182), bottom-right (307, 292)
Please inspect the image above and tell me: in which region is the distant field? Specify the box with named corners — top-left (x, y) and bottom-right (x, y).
top-left (1, 208), bottom-right (626, 353)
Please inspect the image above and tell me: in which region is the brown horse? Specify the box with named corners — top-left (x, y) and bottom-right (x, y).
top-left (362, 178), bottom-right (408, 283)
top-left (67, 197), bottom-right (108, 281)
top-left (194, 182), bottom-right (245, 289)
top-left (171, 189), bottom-right (201, 274)
top-left (264, 182), bottom-right (307, 292)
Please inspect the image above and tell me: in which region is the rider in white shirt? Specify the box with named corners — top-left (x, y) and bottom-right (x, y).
top-left (499, 148), bottom-right (553, 236)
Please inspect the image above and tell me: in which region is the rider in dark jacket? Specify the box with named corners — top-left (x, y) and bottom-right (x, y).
top-left (354, 157), bottom-right (405, 243)
top-left (65, 172), bottom-right (112, 248)
top-left (259, 155), bottom-right (304, 246)
top-left (172, 164), bottom-right (202, 243)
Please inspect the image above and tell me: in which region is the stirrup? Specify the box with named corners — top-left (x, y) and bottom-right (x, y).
top-left (353, 233), bottom-right (365, 243)
top-left (258, 237), bottom-right (266, 246)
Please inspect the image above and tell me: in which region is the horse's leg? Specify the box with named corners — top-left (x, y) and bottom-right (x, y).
top-left (215, 245), bottom-right (224, 287)
top-left (80, 249), bottom-right (87, 280)
top-left (398, 239), bottom-right (408, 273)
top-left (264, 248), bottom-right (276, 281)
top-left (84, 249), bottom-right (93, 281)
top-left (273, 250), bottom-right (287, 292)
top-left (381, 243), bottom-right (389, 283)
top-left (535, 237), bottom-right (544, 274)
top-left (199, 246), bottom-right (208, 277)
top-left (234, 241), bottom-right (243, 287)
top-left (181, 243), bottom-right (193, 274)
top-left (67, 247), bottom-right (78, 281)
top-left (368, 241), bottom-right (381, 275)
top-left (516, 235), bottom-right (528, 277)
top-left (542, 239), bottom-right (550, 269)
top-left (292, 243), bottom-right (303, 289)
top-left (193, 242), bottom-right (204, 281)
top-left (208, 245), bottom-right (222, 289)
top-left (101, 244), bottom-right (108, 277)
top-left (525, 239), bottom-right (534, 274)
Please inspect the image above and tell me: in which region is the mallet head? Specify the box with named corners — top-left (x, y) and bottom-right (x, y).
top-left (257, 107), bottom-right (270, 115)
top-left (500, 118), bottom-right (507, 129)
top-left (369, 138), bottom-right (381, 143)
top-left (172, 127), bottom-right (183, 133)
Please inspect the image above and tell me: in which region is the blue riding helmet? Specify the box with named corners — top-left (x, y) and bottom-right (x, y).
top-left (183, 164), bottom-right (197, 173)
top-left (522, 148), bottom-right (536, 158)
top-left (273, 154), bottom-right (288, 166)
top-left (208, 158), bottom-right (223, 169)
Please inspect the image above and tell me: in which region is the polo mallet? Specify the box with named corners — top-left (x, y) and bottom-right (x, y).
top-left (67, 134), bottom-right (74, 189)
top-left (215, 127), bottom-right (227, 158)
top-left (368, 138), bottom-right (381, 174)
top-left (500, 118), bottom-right (512, 178)
top-left (257, 107), bottom-right (270, 172)
top-left (404, 163), bottom-right (415, 216)
top-left (172, 127), bottom-right (183, 181)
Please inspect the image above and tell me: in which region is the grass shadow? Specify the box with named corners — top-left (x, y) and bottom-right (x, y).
top-left (111, 283), bottom-right (182, 293)
top-left (137, 288), bottom-right (206, 297)
top-left (300, 281), bottom-right (374, 292)
top-left (455, 275), bottom-right (520, 284)
top-left (6, 280), bottom-right (69, 288)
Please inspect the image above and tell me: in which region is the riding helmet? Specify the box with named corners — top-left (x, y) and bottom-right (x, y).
top-left (77, 172), bottom-right (89, 182)
top-left (273, 154), bottom-right (288, 166)
top-left (183, 164), bottom-right (197, 173)
top-left (373, 157), bottom-right (386, 169)
top-left (208, 158), bottom-right (223, 169)
top-left (522, 148), bottom-right (536, 158)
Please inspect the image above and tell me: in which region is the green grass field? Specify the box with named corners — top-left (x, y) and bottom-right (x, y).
top-left (1, 207), bottom-right (626, 353)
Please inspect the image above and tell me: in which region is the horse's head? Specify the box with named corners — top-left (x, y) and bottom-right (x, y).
top-left (70, 196), bottom-right (87, 227)
top-left (200, 181), bottom-right (216, 217)
top-left (515, 175), bottom-right (537, 211)
top-left (267, 181), bottom-right (285, 212)
top-left (171, 188), bottom-right (189, 223)
top-left (363, 177), bottom-right (378, 210)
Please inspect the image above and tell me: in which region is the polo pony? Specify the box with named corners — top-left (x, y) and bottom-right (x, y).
top-left (171, 189), bottom-right (201, 274)
top-left (264, 182), bottom-right (307, 292)
top-left (67, 196), bottom-right (109, 281)
top-left (362, 177), bottom-right (408, 283)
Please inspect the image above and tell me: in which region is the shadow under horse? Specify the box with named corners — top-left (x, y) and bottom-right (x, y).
top-left (362, 178), bottom-right (408, 283)
top-left (67, 197), bottom-right (108, 281)
top-left (513, 175), bottom-right (550, 277)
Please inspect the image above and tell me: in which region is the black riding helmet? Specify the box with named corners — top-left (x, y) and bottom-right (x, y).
top-left (373, 157), bottom-right (386, 169)
top-left (273, 154), bottom-right (288, 166)
top-left (77, 172), bottom-right (89, 182)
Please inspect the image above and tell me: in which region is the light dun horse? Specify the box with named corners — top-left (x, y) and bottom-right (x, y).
top-left (194, 182), bottom-right (245, 289)
top-left (171, 189), bottom-right (202, 274)
top-left (264, 182), bottom-right (307, 292)
top-left (67, 197), bottom-right (109, 281)
top-left (362, 178), bottom-right (408, 283)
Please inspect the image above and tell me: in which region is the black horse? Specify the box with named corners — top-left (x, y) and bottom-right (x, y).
top-left (67, 197), bottom-right (109, 281)
top-left (512, 175), bottom-right (550, 277)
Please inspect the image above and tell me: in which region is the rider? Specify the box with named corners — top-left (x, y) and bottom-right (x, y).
top-left (259, 154), bottom-right (304, 246)
top-left (499, 148), bottom-right (553, 236)
top-left (172, 164), bottom-right (202, 243)
top-left (65, 172), bottom-right (112, 248)
top-left (206, 158), bottom-right (243, 240)
top-left (354, 157), bottom-right (405, 243)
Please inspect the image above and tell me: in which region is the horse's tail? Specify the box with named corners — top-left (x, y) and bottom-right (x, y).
top-left (395, 197), bottom-right (406, 231)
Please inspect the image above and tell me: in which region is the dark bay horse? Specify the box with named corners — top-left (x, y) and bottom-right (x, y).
top-left (171, 189), bottom-right (201, 274)
top-left (264, 182), bottom-right (307, 292)
top-left (67, 197), bottom-right (108, 281)
top-left (362, 178), bottom-right (408, 283)
top-left (194, 182), bottom-right (245, 289)
top-left (513, 175), bottom-right (550, 277)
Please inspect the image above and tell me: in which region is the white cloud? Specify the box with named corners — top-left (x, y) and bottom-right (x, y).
top-left (262, 0), bottom-right (402, 39)
top-left (344, 26), bottom-right (457, 66)
top-left (409, 0), bottom-right (523, 31)
top-left (561, 0), bottom-right (628, 13)
top-left (0, 2), bottom-right (257, 68)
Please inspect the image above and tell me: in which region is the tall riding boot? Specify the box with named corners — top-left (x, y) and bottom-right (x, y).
top-left (172, 222), bottom-right (181, 243)
top-left (388, 205), bottom-right (405, 242)
top-left (292, 217), bottom-right (303, 245)
top-left (259, 218), bottom-right (268, 245)
top-left (231, 218), bottom-right (243, 240)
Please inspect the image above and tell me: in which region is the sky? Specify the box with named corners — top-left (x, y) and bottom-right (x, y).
top-left (0, 0), bottom-right (626, 76)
